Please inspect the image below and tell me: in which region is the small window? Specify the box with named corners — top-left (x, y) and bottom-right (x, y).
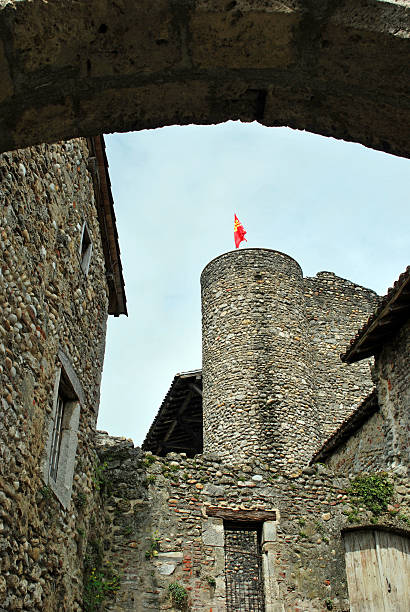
top-left (80, 222), bottom-right (93, 275)
top-left (43, 350), bottom-right (84, 508)
top-left (49, 392), bottom-right (66, 481)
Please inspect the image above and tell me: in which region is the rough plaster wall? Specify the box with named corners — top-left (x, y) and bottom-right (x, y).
top-left (325, 411), bottom-right (387, 475)
top-left (304, 272), bottom-right (379, 442)
top-left (96, 435), bottom-right (410, 612)
top-left (0, 139), bottom-right (109, 610)
top-left (201, 249), bottom-right (318, 470)
top-left (376, 319), bottom-right (410, 473)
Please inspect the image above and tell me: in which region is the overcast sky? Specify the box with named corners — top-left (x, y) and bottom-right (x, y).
top-left (97, 122), bottom-right (409, 445)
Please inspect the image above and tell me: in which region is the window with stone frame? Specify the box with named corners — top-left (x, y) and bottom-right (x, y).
top-left (79, 221), bottom-right (93, 275)
top-left (43, 349), bottom-right (84, 508)
top-left (48, 391), bottom-right (66, 482)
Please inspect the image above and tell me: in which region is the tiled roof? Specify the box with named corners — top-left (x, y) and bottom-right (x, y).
top-left (341, 266), bottom-right (410, 363)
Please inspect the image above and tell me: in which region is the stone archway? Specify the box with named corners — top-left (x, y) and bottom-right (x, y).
top-left (0, 0), bottom-right (409, 156)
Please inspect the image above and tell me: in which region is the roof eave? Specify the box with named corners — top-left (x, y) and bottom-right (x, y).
top-left (142, 370), bottom-right (203, 455)
top-left (341, 267), bottom-right (410, 364)
top-left (87, 135), bottom-right (127, 317)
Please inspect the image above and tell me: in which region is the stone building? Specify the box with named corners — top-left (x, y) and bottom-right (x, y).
top-left (0, 137), bottom-right (409, 612)
top-left (0, 136), bottom-right (126, 610)
top-left (321, 265), bottom-right (410, 476)
top-left (0, 0), bottom-right (409, 608)
top-left (96, 251), bottom-right (409, 611)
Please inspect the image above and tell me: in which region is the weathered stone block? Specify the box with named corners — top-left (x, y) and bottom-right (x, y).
top-left (202, 518), bottom-right (224, 547)
top-left (190, 7), bottom-right (297, 69)
top-left (263, 520), bottom-right (277, 544)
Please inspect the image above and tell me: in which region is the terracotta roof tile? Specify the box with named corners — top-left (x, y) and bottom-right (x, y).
top-left (341, 266), bottom-right (410, 363)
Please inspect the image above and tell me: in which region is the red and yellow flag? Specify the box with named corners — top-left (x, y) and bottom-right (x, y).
top-left (234, 214), bottom-right (247, 248)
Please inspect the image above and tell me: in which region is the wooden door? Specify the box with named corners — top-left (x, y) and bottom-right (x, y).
top-left (344, 529), bottom-right (410, 611)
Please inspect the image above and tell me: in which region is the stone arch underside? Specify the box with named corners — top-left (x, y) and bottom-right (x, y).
top-left (0, 0), bottom-right (409, 157)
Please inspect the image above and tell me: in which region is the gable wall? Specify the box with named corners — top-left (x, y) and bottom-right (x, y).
top-left (325, 410), bottom-right (387, 474)
top-left (376, 318), bottom-right (410, 472)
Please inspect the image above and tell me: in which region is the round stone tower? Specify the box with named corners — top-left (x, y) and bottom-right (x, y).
top-left (201, 248), bottom-right (318, 469)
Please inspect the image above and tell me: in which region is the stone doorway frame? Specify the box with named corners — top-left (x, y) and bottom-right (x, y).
top-left (202, 506), bottom-right (283, 612)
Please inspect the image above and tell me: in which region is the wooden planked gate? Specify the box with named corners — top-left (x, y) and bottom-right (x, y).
top-left (344, 529), bottom-right (410, 611)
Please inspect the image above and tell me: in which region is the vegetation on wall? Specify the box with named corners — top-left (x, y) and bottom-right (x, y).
top-left (83, 539), bottom-right (120, 611)
top-left (168, 582), bottom-right (188, 610)
top-left (76, 490), bottom-right (87, 509)
top-left (348, 473), bottom-right (393, 517)
top-left (38, 485), bottom-right (53, 502)
top-left (143, 453), bottom-right (156, 466)
top-left (92, 460), bottom-right (108, 492)
top-left (206, 576), bottom-right (216, 588)
top-left (145, 532), bottom-right (160, 559)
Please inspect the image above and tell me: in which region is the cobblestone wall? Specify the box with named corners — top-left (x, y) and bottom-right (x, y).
top-left (325, 411), bottom-right (387, 474)
top-left (0, 139), bottom-right (110, 610)
top-left (201, 249), bottom-right (318, 469)
top-left (327, 318), bottom-right (409, 477)
top-left (304, 272), bottom-right (379, 440)
top-left (201, 250), bottom-right (378, 470)
top-left (376, 319), bottom-right (410, 473)
top-left (96, 434), bottom-right (410, 612)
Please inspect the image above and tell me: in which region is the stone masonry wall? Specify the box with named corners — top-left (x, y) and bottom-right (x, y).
top-left (325, 316), bottom-right (409, 477)
top-left (0, 139), bottom-right (110, 610)
top-left (201, 249), bottom-right (318, 470)
top-left (201, 251), bottom-right (379, 470)
top-left (304, 272), bottom-right (379, 442)
top-left (96, 434), bottom-right (410, 612)
top-left (325, 411), bottom-right (387, 474)
top-left (375, 318), bottom-right (410, 473)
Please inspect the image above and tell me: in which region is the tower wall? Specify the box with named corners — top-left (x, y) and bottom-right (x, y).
top-left (304, 272), bottom-right (379, 439)
top-left (201, 249), bottom-right (318, 469)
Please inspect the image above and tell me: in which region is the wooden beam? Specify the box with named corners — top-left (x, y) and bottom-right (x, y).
top-left (179, 418), bottom-right (202, 426)
top-left (376, 317), bottom-right (394, 327)
top-left (161, 420), bottom-right (178, 446)
top-left (206, 506), bottom-right (277, 522)
top-left (158, 390), bottom-right (194, 450)
top-left (355, 343), bottom-right (384, 355)
top-left (176, 419), bottom-right (202, 444)
top-left (178, 390), bottom-right (194, 417)
top-left (160, 442), bottom-right (198, 451)
top-left (189, 383), bottom-right (203, 397)
top-left (389, 302), bottom-right (410, 312)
